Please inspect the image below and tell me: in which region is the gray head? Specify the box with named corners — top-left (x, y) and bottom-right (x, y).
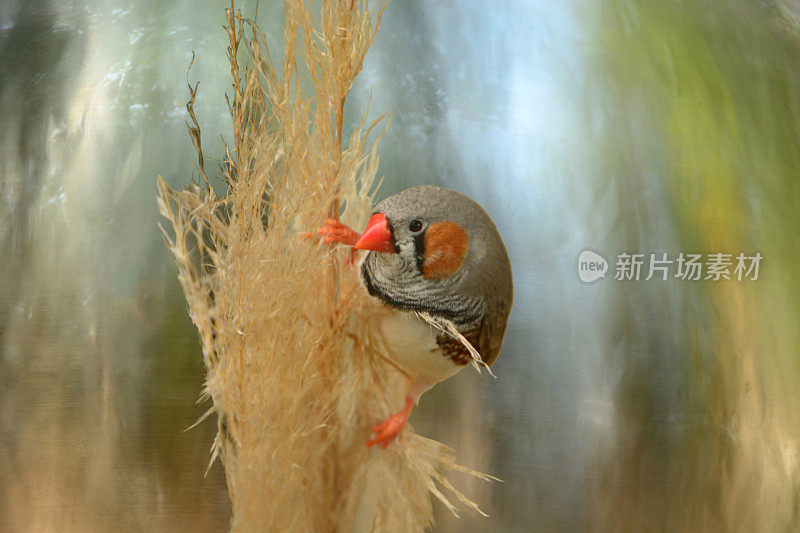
top-left (355, 186), bottom-right (513, 333)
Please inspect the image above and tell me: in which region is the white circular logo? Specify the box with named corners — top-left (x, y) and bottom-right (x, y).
top-left (578, 250), bottom-right (608, 283)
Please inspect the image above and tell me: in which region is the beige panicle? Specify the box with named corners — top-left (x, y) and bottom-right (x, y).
top-left (156, 1), bottom-right (492, 530)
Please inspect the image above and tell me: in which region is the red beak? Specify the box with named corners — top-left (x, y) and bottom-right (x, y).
top-left (354, 213), bottom-right (396, 253)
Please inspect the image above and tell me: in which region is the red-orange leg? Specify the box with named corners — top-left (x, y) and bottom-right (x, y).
top-left (310, 218), bottom-right (360, 264)
top-left (366, 396), bottom-right (415, 449)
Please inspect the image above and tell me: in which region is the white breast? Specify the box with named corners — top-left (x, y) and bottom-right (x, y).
top-left (377, 309), bottom-right (464, 390)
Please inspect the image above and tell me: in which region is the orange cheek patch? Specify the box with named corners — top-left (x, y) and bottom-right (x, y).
top-left (422, 222), bottom-right (469, 279)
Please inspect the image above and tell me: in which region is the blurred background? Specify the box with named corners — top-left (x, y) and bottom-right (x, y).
top-left (2, 0), bottom-right (800, 531)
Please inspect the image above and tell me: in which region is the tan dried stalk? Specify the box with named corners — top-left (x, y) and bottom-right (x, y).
top-left (157, 1), bottom-right (489, 530)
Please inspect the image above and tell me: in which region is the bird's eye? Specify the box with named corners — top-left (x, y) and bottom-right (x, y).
top-left (409, 219), bottom-right (424, 233)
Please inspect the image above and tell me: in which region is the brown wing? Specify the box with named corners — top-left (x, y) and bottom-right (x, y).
top-left (475, 300), bottom-right (511, 367)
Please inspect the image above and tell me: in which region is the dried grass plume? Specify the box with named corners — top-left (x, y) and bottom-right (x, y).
top-left (157, 1), bottom-right (490, 530)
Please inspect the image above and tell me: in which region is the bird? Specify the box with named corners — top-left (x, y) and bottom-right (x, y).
top-left (316, 185), bottom-right (513, 448)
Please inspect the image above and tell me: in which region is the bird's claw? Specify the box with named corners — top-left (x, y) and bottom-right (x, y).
top-left (366, 397), bottom-right (414, 449)
top-left (366, 413), bottom-right (407, 449)
top-left (308, 218), bottom-right (360, 264)
top-left (316, 218), bottom-right (360, 246)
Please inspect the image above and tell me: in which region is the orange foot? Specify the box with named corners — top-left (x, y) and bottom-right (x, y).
top-left (316, 218), bottom-right (359, 246)
top-left (366, 396), bottom-right (415, 449)
top-left (310, 218), bottom-right (360, 264)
